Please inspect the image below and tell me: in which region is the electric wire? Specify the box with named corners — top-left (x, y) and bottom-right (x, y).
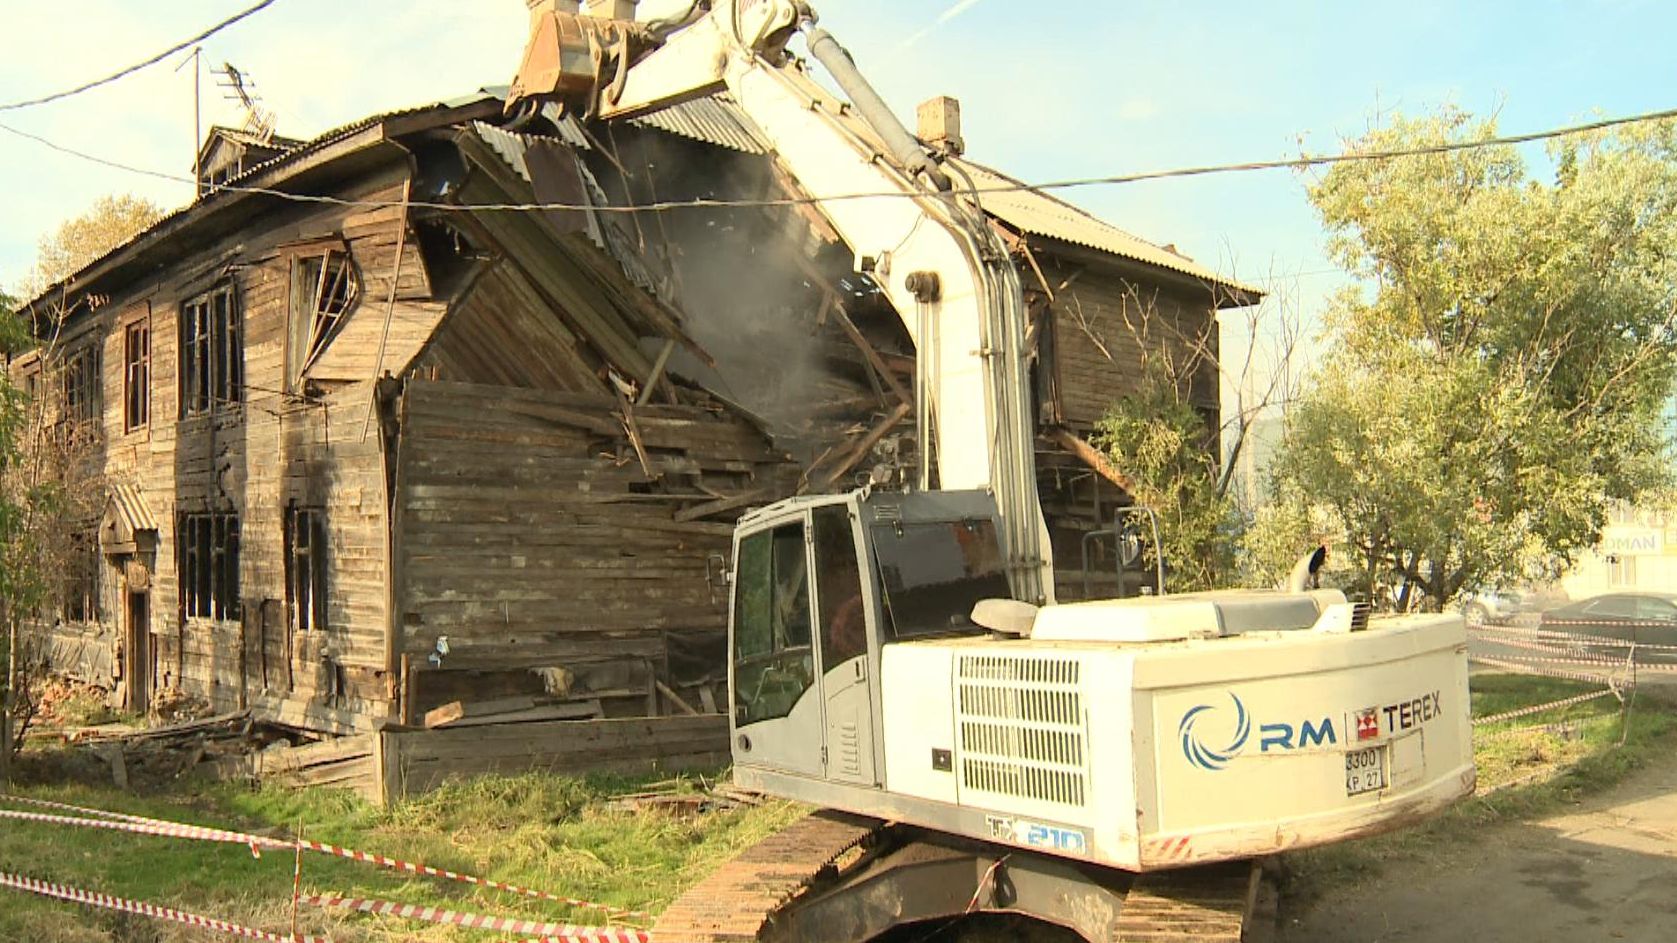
top-left (0, 0), bottom-right (284, 113)
top-left (1, 99), bottom-right (1675, 216)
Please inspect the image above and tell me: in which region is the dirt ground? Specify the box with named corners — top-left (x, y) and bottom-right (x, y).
top-left (1283, 749), bottom-right (1677, 942)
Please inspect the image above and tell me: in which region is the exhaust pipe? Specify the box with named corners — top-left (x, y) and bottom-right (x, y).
top-left (1284, 545), bottom-right (1328, 593)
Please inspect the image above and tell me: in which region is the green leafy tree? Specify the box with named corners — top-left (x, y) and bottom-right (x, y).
top-left (1251, 109), bottom-right (1677, 610)
top-left (1094, 375), bottom-right (1237, 591)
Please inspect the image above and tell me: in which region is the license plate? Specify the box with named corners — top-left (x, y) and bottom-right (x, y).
top-left (1345, 745), bottom-right (1388, 795)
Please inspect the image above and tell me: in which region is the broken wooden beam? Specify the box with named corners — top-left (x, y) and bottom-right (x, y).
top-left (832, 302), bottom-right (914, 407)
top-left (654, 680), bottom-right (700, 717)
top-left (637, 338), bottom-right (677, 407)
top-left (423, 695), bottom-right (541, 729)
top-left (815, 401), bottom-right (912, 490)
top-left (1048, 426), bottom-right (1135, 492)
top-left (673, 487), bottom-right (771, 523)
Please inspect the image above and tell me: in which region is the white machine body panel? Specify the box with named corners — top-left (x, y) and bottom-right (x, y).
top-left (880, 613), bottom-right (1473, 870)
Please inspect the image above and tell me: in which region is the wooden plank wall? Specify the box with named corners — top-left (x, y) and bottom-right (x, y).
top-left (19, 163), bottom-right (418, 734)
top-left (378, 715), bottom-right (729, 803)
top-left (1044, 259), bottom-right (1221, 429)
top-left (392, 379), bottom-right (790, 718)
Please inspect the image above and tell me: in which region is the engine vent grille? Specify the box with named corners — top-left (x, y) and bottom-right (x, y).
top-left (955, 654), bottom-right (1088, 808)
top-left (1351, 602), bottom-right (1372, 632)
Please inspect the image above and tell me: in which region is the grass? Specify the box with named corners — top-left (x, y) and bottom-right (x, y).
top-left (1282, 672), bottom-right (1677, 908)
top-left (0, 768), bottom-right (807, 942)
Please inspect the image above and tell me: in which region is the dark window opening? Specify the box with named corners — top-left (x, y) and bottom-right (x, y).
top-left (123, 320), bottom-right (150, 432)
top-left (289, 249), bottom-right (359, 383)
top-left (180, 284), bottom-right (242, 417)
top-left (63, 530), bottom-right (101, 623)
top-left (285, 506), bottom-right (328, 633)
top-left (178, 511), bottom-right (240, 621)
top-left (62, 344), bottom-right (100, 431)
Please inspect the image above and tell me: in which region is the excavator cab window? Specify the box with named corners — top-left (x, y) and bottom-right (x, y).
top-left (812, 505), bottom-right (868, 668)
top-left (732, 521), bottom-right (816, 725)
top-left (870, 518), bottom-right (1010, 640)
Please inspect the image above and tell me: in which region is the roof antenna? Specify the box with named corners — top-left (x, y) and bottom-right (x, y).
top-left (213, 61), bottom-right (276, 143)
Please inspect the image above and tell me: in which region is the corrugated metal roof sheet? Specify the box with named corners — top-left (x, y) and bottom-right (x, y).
top-left (948, 159), bottom-right (1260, 299)
top-left (107, 483), bottom-right (158, 533)
top-left (22, 92), bottom-right (503, 314)
top-left (622, 95), bottom-right (1257, 300)
top-left (628, 94), bottom-right (769, 155)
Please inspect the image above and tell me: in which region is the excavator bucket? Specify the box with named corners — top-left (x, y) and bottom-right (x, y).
top-left (507, 8), bottom-right (600, 113)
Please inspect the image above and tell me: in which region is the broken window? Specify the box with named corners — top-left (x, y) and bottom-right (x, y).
top-left (61, 343), bottom-right (100, 431)
top-left (62, 530), bottom-right (101, 623)
top-left (288, 249), bottom-right (359, 383)
top-left (123, 319), bottom-right (150, 432)
top-left (179, 511), bottom-right (240, 621)
top-left (180, 284), bottom-right (242, 417)
top-left (284, 506), bottom-right (328, 633)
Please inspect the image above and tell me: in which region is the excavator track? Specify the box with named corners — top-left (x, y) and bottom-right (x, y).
top-left (1113, 861), bottom-right (1260, 943)
top-left (654, 810), bottom-right (1267, 943)
top-left (652, 810), bottom-right (883, 943)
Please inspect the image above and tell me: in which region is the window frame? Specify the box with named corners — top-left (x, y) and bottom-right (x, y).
top-left (62, 528), bottom-right (102, 623)
top-left (60, 341), bottom-right (101, 433)
top-left (179, 283), bottom-right (242, 419)
top-left (731, 519), bottom-right (818, 726)
top-left (284, 505), bottom-right (328, 633)
top-left (121, 309), bottom-right (151, 434)
top-left (178, 510), bottom-right (241, 622)
top-left (286, 245), bottom-right (360, 388)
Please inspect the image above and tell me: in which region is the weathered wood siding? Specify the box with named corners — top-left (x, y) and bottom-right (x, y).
top-left (1043, 259), bottom-right (1221, 430)
top-left (392, 379), bottom-right (789, 716)
top-left (19, 166), bottom-right (419, 733)
top-left (379, 715), bottom-right (730, 802)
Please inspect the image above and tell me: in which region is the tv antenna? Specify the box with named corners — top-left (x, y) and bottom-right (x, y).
top-left (213, 61), bottom-right (276, 142)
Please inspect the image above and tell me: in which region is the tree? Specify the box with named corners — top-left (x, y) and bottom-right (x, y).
top-left (0, 290), bottom-right (26, 778)
top-left (1251, 109), bottom-right (1677, 610)
top-left (1093, 372), bottom-right (1237, 591)
top-left (17, 194), bottom-right (163, 300)
top-left (1083, 277), bottom-right (1302, 592)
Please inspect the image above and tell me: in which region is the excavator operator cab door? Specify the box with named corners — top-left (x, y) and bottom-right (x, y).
top-left (728, 497), bottom-right (882, 787)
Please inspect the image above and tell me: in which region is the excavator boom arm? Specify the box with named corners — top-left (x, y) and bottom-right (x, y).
top-left (511, 0), bottom-right (1053, 601)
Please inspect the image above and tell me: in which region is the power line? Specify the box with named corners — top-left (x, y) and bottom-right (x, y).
top-left (0, 0), bottom-right (283, 113)
top-left (2, 99), bottom-right (1676, 217)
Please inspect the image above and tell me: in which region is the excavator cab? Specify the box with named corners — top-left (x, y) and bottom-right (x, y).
top-left (727, 490), bottom-right (1005, 788)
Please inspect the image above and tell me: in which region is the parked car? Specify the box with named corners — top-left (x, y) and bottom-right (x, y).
top-left (1461, 588), bottom-right (1524, 627)
top-left (1537, 592), bottom-right (1677, 661)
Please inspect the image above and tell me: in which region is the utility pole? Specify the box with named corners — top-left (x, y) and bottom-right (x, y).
top-left (175, 46), bottom-right (203, 199)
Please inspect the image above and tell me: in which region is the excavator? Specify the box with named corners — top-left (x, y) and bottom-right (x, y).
top-left (506, 2), bottom-right (1477, 940)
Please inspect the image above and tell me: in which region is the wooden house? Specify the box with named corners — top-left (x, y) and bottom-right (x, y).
top-left (10, 88), bottom-right (1255, 793)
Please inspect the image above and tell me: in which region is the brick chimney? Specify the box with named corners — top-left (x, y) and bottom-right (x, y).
top-left (917, 96), bottom-right (964, 155)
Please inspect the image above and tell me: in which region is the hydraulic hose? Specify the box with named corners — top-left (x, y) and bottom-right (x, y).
top-left (804, 27), bottom-right (951, 191)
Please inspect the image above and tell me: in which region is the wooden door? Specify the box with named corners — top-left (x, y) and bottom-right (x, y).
top-left (125, 591), bottom-right (150, 713)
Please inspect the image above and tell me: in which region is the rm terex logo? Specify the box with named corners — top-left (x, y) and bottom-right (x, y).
top-left (1178, 691), bottom-right (1442, 772)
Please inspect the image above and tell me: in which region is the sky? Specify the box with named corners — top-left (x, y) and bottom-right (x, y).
top-left (0, 0), bottom-right (1671, 390)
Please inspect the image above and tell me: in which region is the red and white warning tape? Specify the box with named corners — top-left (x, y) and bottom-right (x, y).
top-left (0, 793), bottom-right (652, 924)
top-left (1473, 687), bottom-right (1620, 727)
top-left (0, 806), bottom-right (274, 855)
top-left (301, 894), bottom-right (650, 941)
top-left (293, 836), bottom-right (654, 922)
top-left (0, 870), bottom-right (330, 943)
